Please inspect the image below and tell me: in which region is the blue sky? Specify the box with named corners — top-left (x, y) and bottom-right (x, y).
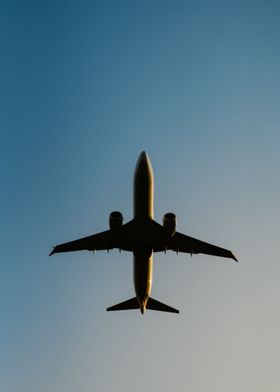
top-left (1, 1), bottom-right (280, 391)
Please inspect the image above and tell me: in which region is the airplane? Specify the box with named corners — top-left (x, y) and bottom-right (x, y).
top-left (49, 151), bottom-right (237, 314)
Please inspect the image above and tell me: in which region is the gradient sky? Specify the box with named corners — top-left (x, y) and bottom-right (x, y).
top-left (1, 1), bottom-right (280, 391)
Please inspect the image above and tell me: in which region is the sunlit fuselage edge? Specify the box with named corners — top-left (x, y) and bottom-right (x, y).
top-left (133, 151), bottom-right (154, 314)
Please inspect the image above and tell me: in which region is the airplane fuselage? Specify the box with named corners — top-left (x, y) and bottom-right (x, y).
top-left (49, 151), bottom-right (237, 314)
top-left (133, 152), bottom-right (154, 313)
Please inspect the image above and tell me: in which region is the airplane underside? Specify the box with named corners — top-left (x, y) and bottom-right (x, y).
top-left (49, 151), bottom-right (237, 315)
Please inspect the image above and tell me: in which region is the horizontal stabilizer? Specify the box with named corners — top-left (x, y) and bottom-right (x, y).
top-left (147, 297), bottom-right (179, 314)
top-left (107, 297), bottom-right (139, 312)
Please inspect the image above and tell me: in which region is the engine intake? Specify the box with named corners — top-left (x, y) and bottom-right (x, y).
top-left (163, 212), bottom-right (176, 236)
top-left (109, 211), bottom-right (124, 233)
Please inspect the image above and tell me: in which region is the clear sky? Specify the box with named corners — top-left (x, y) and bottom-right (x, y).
top-left (1, 1), bottom-right (280, 391)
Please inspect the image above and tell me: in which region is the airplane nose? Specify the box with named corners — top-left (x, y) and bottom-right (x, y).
top-left (139, 151), bottom-right (148, 161)
top-left (135, 151), bottom-right (151, 172)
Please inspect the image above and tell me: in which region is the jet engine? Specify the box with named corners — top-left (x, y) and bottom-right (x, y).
top-left (163, 212), bottom-right (176, 236)
top-left (109, 211), bottom-right (124, 233)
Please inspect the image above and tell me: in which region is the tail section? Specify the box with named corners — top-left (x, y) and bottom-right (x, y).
top-left (146, 297), bottom-right (179, 313)
top-left (107, 297), bottom-right (139, 312)
top-left (107, 296), bottom-right (179, 314)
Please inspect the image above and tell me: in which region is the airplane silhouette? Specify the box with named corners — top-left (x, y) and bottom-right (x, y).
top-left (49, 151), bottom-right (237, 314)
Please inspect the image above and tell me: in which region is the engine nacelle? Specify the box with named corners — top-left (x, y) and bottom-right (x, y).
top-left (109, 211), bottom-right (124, 234)
top-left (163, 212), bottom-right (176, 236)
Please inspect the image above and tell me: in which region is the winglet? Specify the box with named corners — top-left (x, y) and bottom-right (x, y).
top-left (231, 252), bottom-right (238, 262)
top-left (49, 247), bottom-right (56, 256)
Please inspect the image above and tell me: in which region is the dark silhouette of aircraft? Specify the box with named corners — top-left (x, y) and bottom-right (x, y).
top-left (49, 151), bottom-right (237, 314)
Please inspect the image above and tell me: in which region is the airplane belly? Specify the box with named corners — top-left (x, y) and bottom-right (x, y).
top-left (133, 254), bottom-right (153, 301)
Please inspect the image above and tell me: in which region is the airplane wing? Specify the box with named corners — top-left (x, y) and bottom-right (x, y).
top-left (49, 219), bottom-right (138, 256)
top-left (49, 230), bottom-right (113, 256)
top-left (167, 231), bottom-right (238, 261)
top-left (50, 219), bottom-right (237, 261)
top-left (149, 220), bottom-right (237, 261)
